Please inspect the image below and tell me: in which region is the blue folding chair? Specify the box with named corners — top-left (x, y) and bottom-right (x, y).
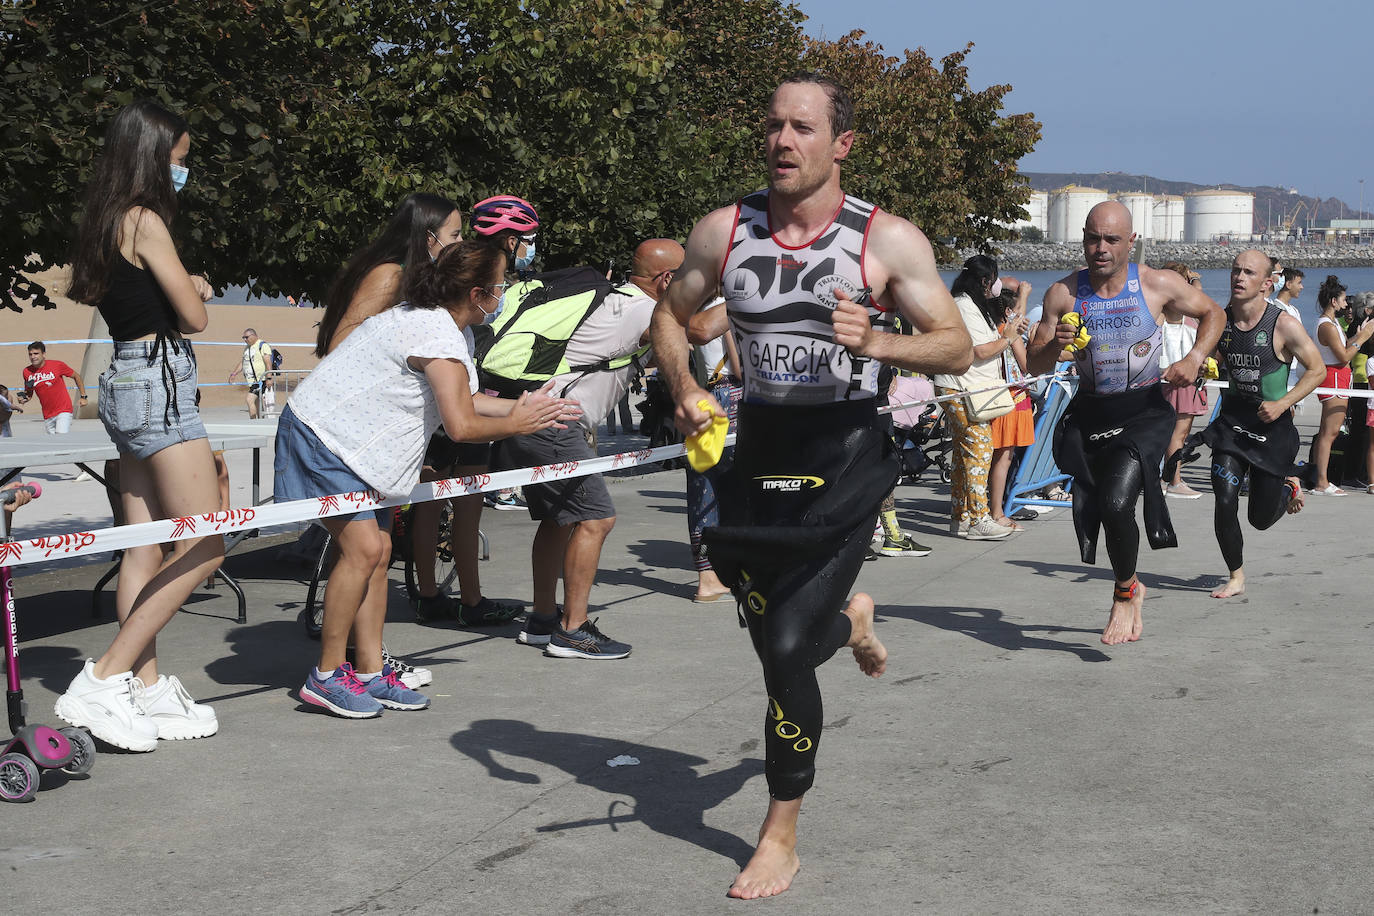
top-left (1004, 366), bottom-right (1077, 518)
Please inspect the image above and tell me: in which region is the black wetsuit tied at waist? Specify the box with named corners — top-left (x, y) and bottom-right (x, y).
top-left (703, 398), bottom-right (898, 578)
top-left (1202, 396), bottom-right (1300, 479)
top-left (1052, 384), bottom-right (1178, 568)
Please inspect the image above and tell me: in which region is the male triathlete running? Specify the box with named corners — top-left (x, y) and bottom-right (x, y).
top-left (651, 72), bottom-right (972, 899)
top-left (1027, 201), bottom-right (1224, 645)
top-left (1201, 249), bottom-right (1323, 598)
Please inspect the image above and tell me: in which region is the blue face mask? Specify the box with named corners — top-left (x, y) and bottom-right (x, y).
top-left (170, 163), bottom-right (188, 193)
top-left (515, 240), bottom-right (536, 272)
top-left (1271, 275), bottom-right (1285, 294)
top-left (481, 290), bottom-right (506, 326)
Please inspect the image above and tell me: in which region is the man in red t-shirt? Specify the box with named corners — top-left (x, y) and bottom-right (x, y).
top-left (19, 341), bottom-right (87, 434)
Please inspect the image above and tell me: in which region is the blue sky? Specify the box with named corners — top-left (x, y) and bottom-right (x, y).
top-left (798, 0), bottom-right (1372, 209)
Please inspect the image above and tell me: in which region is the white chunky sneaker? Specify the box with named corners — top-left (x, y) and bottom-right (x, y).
top-left (139, 674), bottom-right (219, 740)
top-left (54, 660), bottom-right (159, 752)
top-left (381, 644), bottom-right (432, 689)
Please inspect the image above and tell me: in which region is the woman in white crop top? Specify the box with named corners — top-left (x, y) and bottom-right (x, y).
top-left (1310, 275), bottom-right (1374, 495)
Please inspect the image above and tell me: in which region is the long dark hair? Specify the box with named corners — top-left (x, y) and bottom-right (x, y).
top-left (316, 193), bottom-right (459, 355)
top-left (951, 254), bottom-right (999, 330)
top-left (68, 100), bottom-right (189, 305)
top-left (403, 241), bottom-right (505, 312)
top-left (1317, 275), bottom-right (1346, 312)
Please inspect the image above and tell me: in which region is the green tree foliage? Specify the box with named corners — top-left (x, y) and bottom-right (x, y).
top-left (801, 33), bottom-right (1041, 259)
top-left (0, 0), bottom-right (1039, 312)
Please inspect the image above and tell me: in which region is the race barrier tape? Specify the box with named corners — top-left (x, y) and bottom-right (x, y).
top-left (5, 368), bottom-right (1366, 569)
top-left (0, 372), bottom-right (1064, 569)
top-left (0, 339), bottom-right (318, 348)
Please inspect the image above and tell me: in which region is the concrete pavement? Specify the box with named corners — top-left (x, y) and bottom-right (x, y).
top-left (3, 410), bottom-right (1373, 914)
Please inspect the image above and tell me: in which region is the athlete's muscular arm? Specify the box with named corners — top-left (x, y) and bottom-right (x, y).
top-left (687, 301), bottom-right (729, 345)
top-left (1262, 313), bottom-right (1326, 422)
top-left (837, 213), bottom-right (971, 374)
top-left (651, 206), bottom-right (734, 436)
top-left (1026, 277), bottom-right (1077, 374)
top-left (1146, 267), bottom-right (1225, 387)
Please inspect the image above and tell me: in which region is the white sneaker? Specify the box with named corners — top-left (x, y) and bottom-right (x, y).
top-left (54, 660), bottom-right (159, 752)
top-left (966, 518), bottom-right (1012, 541)
top-left (381, 645), bottom-right (432, 689)
top-left (139, 674), bottom-right (219, 740)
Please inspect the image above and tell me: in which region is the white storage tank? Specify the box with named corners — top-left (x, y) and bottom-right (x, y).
top-left (1116, 193), bottom-right (1154, 240)
top-left (1025, 190), bottom-right (1048, 232)
top-left (1048, 185), bottom-right (1109, 243)
top-left (1185, 190), bottom-right (1254, 242)
top-left (1152, 195), bottom-right (1185, 242)
top-left (1002, 189), bottom-right (1048, 233)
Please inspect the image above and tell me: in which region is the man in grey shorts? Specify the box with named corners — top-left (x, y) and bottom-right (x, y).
top-left (496, 238), bottom-right (683, 660)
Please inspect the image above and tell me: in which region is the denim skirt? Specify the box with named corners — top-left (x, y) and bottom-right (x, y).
top-left (274, 406), bottom-right (391, 526)
top-left (98, 338), bottom-right (207, 459)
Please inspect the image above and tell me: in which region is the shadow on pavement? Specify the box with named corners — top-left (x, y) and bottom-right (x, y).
top-left (882, 603), bottom-right (1112, 663)
top-left (452, 718), bottom-right (762, 867)
top-left (1002, 558), bottom-right (1222, 593)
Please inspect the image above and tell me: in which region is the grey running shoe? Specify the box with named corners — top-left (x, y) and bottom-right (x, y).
top-left (544, 618), bottom-right (631, 660)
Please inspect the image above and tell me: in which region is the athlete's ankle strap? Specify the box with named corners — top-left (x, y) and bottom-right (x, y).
top-left (1113, 581), bottom-right (1138, 602)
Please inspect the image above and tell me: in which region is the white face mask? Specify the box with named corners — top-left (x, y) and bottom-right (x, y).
top-left (988, 278), bottom-right (1003, 298)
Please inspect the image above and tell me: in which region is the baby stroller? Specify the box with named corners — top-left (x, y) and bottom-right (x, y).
top-left (887, 375), bottom-right (951, 484)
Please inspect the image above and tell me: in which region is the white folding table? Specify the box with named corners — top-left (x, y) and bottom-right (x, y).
top-left (0, 419), bottom-right (278, 623)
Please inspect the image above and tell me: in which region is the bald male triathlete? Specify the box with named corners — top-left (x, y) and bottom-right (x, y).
top-left (1201, 250), bottom-right (1322, 598)
top-left (1027, 201), bottom-right (1224, 645)
top-left (651, 72), bottom-right (972, 900)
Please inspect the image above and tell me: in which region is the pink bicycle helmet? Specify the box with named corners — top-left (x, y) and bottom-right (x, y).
top-left (471, 195), bottom-right (540, 236)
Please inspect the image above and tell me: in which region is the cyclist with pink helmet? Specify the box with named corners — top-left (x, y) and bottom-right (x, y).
top-left (407, 194), bottom-right (544, 628)
top-left (471, 195), bottom-right (539, 276)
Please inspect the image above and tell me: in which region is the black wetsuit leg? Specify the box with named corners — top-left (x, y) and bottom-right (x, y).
top-left (1212, 453), bottom-right (1246, 573)
top-left (739, 532), bottom-right (868, 801)
top-left (1089, 447), bottom-right (1144, 582)
top-left (1212, 452), bottom-right (1289, 572)
top-left (1246, 466), bottom-right (1290, 531)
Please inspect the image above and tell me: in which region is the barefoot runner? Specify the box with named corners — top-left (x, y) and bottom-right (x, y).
top-left (1200, 249), bottom-right (1323, 598)
top-left (651, 72), bottom-right (972, 899)
top-left (1027, 200), bottom-right (1224, 645)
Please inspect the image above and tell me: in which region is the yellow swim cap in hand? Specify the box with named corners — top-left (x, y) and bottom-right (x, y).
top-left (1062, 311), bottom-right (1092, 353)
top-left (685, 399), bottom-right (729, 472)
top-left (1202, 356), bottom-right (1220, 380)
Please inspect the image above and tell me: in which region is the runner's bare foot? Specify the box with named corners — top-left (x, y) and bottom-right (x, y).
top-left (1285, 477), bottom-right (1304, 514)
top-left (1102, 581), bottom-right (1145, 645)
top-left (728, 836), bottom-right (801, 899)
top-left (842, 592), bottom-right (887, 677)
top-left (1211, 573), bottom-right (1245, 599)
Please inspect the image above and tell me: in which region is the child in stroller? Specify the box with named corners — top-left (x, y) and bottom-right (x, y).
top-left (887, 375), bottom-right (951, 485)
